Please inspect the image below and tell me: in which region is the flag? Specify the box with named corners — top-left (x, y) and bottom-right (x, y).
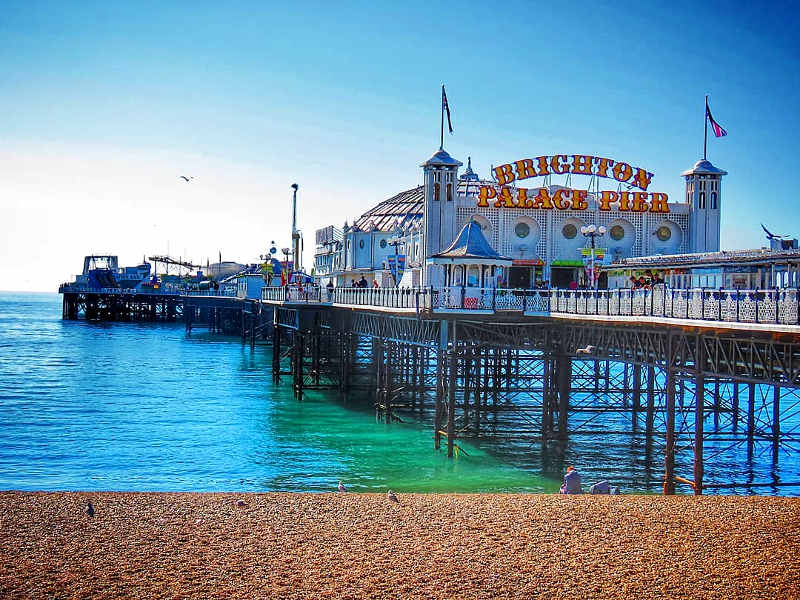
top-left (442, 85), bottom-right (453, 134)
top-left (706, 103), bottom-right (727, 137)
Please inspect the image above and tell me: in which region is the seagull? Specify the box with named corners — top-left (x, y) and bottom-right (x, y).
top-left (338, 481), bottom-right (347, 493)
top-left (179, 175), bottom-right (195, 182)
top-left (86, 501), bottom-right (94, 517)
top-left (387, 490), bottom-right (399, 504)
top-left (761, 223), bottom-right (785, 240)
top-left (575, 345), bottom-right (596, 354)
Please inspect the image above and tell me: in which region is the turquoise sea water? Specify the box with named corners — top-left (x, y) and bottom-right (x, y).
top-left (0, 292), bottom-right (797, 494)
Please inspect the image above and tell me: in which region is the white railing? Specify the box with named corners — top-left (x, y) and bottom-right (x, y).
top-left (334, 287), bottom-right (430, 310)
top-left (256, 283), bottom-right (800, 326)
top-left (184, 288), bottom-right (238, 297)
top-left (59, 285), bottom-right (184, 296)
top-left (432, 287), bottom-right (550, 313)
top-left (261, 285), bottom-right (322, 303)
top-left (549, 288), bottom-right (800, 326)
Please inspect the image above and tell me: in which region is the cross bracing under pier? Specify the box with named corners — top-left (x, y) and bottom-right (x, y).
top-left (264, 303), bottom-right (800, 495)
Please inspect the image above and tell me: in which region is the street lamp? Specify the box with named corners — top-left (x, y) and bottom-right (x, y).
top-left (580, 224), bottom-right (607, 289)
top-left (281, 247), bottom-right (291, 285)
top-left (388, 236), bottom-right (402, 286)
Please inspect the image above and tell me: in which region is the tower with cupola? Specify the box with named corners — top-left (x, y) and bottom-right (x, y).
top-left (682, 158), bottom-right (727, 253)
top-left (421, 148), bottom-right (462, 284)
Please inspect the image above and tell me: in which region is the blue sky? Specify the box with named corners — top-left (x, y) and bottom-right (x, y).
top-left (2, 1), bottom-right (798, 290)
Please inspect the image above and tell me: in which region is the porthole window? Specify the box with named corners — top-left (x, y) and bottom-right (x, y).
top-left (515, 222), bottom-right (530, 238)
top-left (562, 223), bottom-right (577, 239)
top-left (359, 240), bottom-right (365, 249)
top-left (610, 225), bottom-right (625, 241)
top-left (380, 239), bottom-right (387, 248)
top-left (656, 226), bottom-right (671, 241)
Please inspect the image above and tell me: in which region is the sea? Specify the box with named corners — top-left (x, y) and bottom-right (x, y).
top-left (0, 291), bottom-right (797, 495)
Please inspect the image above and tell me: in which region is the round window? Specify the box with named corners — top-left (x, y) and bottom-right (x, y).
top-left (515, 222), bottom-right (530, 238)
top-left (562, 223), bottom-right (577, 239)
top-left (610, 225), bottom-right (625, 241)
top-left (359, 240), bottom-right (365, 249)
top-left (656, 226), bottom-right (672, 241)
top-left (380, 239), bottom-right (387, 248)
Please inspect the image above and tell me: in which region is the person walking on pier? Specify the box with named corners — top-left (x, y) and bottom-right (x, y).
top-left (560, 466), bottom-right (583, 494)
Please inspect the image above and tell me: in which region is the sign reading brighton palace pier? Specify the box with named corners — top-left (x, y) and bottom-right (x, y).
top-left (477, 154), bottom-right (669, 213)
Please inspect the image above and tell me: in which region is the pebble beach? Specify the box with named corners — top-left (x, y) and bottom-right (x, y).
top-left (1, 491), bottom-right (799, 599)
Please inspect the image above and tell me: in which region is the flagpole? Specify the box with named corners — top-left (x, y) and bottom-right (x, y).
top-left (703, 95), bottom-right (708, 160)
top-left (440, 85), bottom-right (445, 150)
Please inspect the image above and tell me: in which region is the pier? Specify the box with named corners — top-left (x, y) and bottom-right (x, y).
top-left (58, 282), bottom-right (800, 494)
top-left (261, 284), bottom-right (800, 495)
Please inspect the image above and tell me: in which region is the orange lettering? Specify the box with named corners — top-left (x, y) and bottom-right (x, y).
top-left (633, 168), bottom-right (654, 191)
top-left (518, 187), bottom-right (531, 207)
top-left (553, 189), bottom-right (571, 209)
top-left (632, 191), bottom-right (649, 212)
top-left (594, 157), bottom-right (614, 177)
top-left (571, 189), bottom-right (589, 210)
top-left (612, 162), bottom-right (633, 183)
top-left (514, 159), bottom-right (537, 180)
top-left (477, 185), bottom-right (496, 208)
top-left (494, 186), bottom-right (517, 208)
top-left (550, 155), bottom-right (570, 174)
top-left (649, 192), bottom-right (670, 213)
top-left (598, 191), bottom-right (618, 210)
top-left (535, 156), bottom-right (550, 176)
top-left (571, 155), bottom-right (594, 175)
top-left (494, 163), bottom-right (516, 186)
top-left (532, 187), bottom-right (554, 209)
top-left (618, 191), bottom-right (632, 211)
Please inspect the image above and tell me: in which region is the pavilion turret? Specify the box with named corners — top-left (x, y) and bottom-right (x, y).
top-left (427, 220), bottom-right (512, 288)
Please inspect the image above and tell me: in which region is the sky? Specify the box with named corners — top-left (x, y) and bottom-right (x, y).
top-left (2, 0), bottom-right (799, 291)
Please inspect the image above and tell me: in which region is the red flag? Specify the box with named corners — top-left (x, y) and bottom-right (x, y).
top-left (442, 85), bottom-right (453, 134)
top-left (706, 103), bottom-right (727, 137)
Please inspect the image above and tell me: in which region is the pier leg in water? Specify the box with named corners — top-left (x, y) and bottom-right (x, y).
top-left (447, 345), bottom-right (457, 458)
top-left (694, 336), bottom-right (705, 495)
top-left (557, 353), bottom-right (571, 441)
top-left (664, 333), bottom-right (676, 495)
top-left (272, 313), bottom-right (281, 383)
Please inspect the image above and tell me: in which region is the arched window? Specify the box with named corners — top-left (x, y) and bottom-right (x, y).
top-left (434, 182), bottom-right (440, 201)
top-left (711, 192), bottom-right (717, 209)
top-left (699, 192), bottom-right (706, 209)
top-left (446, 183), bottom-right (453, 201)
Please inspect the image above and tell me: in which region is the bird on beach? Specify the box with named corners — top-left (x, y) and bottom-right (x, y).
top-left (338, 481), bottom-right (347, 493)
top-left (86, 501), bottom-right (94, 518)
top-left (387, 490), bottom-right (399, 504)
top-left (179, 175), bottom-right (195, 182)
top-left (575, 345), bottom-right (596, 354)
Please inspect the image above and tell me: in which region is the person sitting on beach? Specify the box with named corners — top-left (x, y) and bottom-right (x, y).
top-left (560, 466), bottom-right (583, 494)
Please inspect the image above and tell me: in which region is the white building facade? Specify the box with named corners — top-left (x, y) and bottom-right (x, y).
top-left (314, 149), bottom-right (725, 289)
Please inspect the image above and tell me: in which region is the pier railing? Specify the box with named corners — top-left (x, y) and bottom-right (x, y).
top-left (184, 288), bottom-right (238, 297)
top-left (258, 283), bottom-right (800, 326)
top-left (549, 287), bottom-right (800, 325)
top-left (58, 285), bottom-right (183, 296)
top-left (261, 286), bottom-right (322, 303)
top-left (334, 286), bottom-right (430, 309)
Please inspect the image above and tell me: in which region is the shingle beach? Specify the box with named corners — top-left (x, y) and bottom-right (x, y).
top-left (1, 491), bottom-right (798, 599)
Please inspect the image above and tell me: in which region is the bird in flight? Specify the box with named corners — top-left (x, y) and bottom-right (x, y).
top-left (575, 345), bottom-right (596, 355)
top-left (761, 224), bottom-right (785, 240)
top-left (179, 175), bottom-right (195, 182)
top-left (387, 490), bottom-right (399, 504)
top-left (338, 481), bottom-right (347, 493)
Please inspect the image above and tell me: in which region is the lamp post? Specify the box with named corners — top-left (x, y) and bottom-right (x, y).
top-left (281, 247), bottom-right (291, 285)
top-left (388, 236), bottom-right (402, 286)
top-left (580, 224), bottom-right (607, 289)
